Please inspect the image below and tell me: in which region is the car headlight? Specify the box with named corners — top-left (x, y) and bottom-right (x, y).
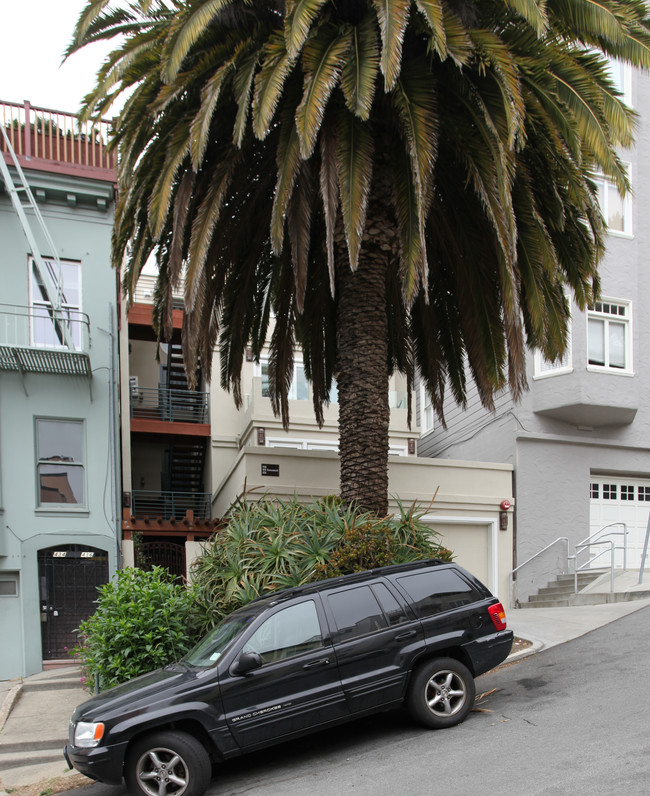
top-left (73, 721), bottom-right (105, 748)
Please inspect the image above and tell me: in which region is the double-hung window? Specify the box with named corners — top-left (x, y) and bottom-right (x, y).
top-left (29, 257), bottom-right (82, 349)
top-left (594, 165), bottom-right (632, 236)
top-left (587, 299), bottom-right (632, 372)
top-left (36, 419), bottom-right (85, 506)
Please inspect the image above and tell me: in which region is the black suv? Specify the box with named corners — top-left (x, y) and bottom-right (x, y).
top-left (64, 560), bottom-right (512, 796)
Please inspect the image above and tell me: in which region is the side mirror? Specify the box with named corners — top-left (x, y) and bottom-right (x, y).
top-left (231, 651), bottom-right (263, 676)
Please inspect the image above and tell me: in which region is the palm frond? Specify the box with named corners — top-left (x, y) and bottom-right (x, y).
top-left (162, 0), bottom-right (236, 82)
top-left (295, 25), bottom-right (352, 157)
top-left (371, 0), bottom-right (411, 90)
top-left (284, 0), bottom-right (328, 57)
top-left (336, 109), bottom-right (374, 271)
top-left (252, 31), bottom-right (296, 139)
top-left (341, 12), bottom-right (380, 120)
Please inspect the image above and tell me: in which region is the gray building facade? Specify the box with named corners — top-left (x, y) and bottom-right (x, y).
top-left (418, 65), bottom-right (650, 603)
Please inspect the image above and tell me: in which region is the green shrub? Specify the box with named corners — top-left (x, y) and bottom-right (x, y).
top-left (191, 496), bottom-right (452, 634)
top-left (74, 566), bottom-right (201, 692)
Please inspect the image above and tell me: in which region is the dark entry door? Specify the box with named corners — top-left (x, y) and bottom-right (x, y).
top-left (38, 545), bottom-right (109, 660)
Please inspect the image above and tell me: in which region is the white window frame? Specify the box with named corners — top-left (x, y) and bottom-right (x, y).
top-left (534, 320), bottom-right (573, 379)
top-left (419, 383), bottom-right (434, 434)
top-left (594, 163), bottom-right (632, 238)
top-left (35, 418), bottom-right (86, 508)
top-left (607, 57), bottom-right (632, 106)
top-left (28, 257), bottom-right (83, 349)
top-left (266, 437), bottom-right (338, 452)
top-left (586, 298), bottom-right (633, 374)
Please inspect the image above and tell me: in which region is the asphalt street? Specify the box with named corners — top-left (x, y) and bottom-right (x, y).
top-left (57, 605), bottom-right (650, 796)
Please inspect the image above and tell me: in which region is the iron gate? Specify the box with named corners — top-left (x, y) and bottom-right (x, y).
top-left (38, 545), bottom-right (109, 660)
top-left (136, 541), bottom-right (186, 581)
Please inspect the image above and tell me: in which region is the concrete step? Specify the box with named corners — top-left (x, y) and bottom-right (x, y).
top-left (0, 747), bottom-right (66, 770)
top-left (520, 590), bottom-right (650, 608)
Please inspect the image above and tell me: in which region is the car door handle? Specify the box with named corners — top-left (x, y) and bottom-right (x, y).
top-left (395, 630), bottom-right (417, 640)
top-left (303, 658), bottom-right (330, 669)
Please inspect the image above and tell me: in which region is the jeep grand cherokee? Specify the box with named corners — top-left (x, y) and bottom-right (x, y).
top-left (64, 560), bottom-right (513, 796)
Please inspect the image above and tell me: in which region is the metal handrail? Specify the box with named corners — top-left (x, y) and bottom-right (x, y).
top-left (574, 522), bottom-right (628, 571)
top-left (509, 537), bottom-right (569, 608)
top-left (573, 540), bottom-right (615, 593)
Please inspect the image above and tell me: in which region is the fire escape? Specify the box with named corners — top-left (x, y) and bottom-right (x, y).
top-left (123, 276), bottom-right (214, 577)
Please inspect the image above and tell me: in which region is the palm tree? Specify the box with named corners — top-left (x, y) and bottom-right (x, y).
top-left (69, 0), bottom-right (650, 516)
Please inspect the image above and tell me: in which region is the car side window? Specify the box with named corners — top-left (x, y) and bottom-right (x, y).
top-left (371, 582), bottom-right (409, 625)
top-left (328, 585), bottom-right (388, 641)
top-left (242, 600), bottom-right (323, 664)
top-left (396, 569), bottom-right (479, 618)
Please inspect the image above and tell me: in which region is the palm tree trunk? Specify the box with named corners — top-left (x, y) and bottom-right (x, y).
top-left (336, 203), bottom-right (394, 517)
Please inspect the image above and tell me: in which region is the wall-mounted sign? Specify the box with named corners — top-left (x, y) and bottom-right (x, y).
top-left (261, 464), bottom-right (280, 477)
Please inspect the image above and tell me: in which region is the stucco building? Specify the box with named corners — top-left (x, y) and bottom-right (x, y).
top-left (0, 100), bottom-right (119, 678)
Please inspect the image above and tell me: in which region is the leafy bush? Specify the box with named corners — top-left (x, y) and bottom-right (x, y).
top-left (74, 566), bottom-right (201, 692)
top-left (191, 496), bottom-right (452, 634)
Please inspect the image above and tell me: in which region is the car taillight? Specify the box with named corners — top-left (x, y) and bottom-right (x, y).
top-left (488, 602), bottom-right (507, 631)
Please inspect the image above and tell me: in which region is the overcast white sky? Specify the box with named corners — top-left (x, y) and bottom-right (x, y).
top-left (1, 1), bottom-right (114, 113)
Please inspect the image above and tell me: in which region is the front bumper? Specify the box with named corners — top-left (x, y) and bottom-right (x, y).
top-left (63, 741), bottom-right (128, 785)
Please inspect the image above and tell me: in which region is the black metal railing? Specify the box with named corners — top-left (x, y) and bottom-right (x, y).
top-left (131, 490), bottom-right (211, 520)
top-left (130, 387), bottom-right (209, 424)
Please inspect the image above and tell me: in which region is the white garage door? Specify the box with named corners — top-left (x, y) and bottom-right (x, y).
top-left (589, 477), bottom-right (650, 568)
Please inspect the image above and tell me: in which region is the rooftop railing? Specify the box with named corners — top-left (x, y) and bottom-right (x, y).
top-left (1, 99), bottom-right (115, 175)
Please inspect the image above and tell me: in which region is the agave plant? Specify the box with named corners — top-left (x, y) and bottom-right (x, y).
top-left (190, 495), bottom-right (451, 632)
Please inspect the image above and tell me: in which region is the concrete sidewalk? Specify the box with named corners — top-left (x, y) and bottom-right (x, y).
top-left (2, 596), bottom-right (650, 793)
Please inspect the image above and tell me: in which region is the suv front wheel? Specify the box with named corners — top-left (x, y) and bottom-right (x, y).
top-left (124, 730), bottom-right (211, 796)
top-left (407, 658), bottom-right (475, 729)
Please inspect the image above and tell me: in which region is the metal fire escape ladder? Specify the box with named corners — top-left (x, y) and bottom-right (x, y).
top-left (0, 125), bottom-right (75, 350)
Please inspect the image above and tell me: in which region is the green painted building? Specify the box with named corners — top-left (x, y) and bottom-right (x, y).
top-left (0, 100), bottom-right (120, 678)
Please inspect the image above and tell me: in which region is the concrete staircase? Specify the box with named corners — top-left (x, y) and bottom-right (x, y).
top-left (520, 569), bottom-right (650, 608)
top-left (0, 666), bottom-right (87, 788)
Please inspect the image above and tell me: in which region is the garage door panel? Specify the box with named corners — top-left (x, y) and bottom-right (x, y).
top-left (590, 477), bottom-right (650, 568)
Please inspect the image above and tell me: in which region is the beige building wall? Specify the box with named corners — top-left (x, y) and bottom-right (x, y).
top-left (210, 446), bottom-right (513, 604)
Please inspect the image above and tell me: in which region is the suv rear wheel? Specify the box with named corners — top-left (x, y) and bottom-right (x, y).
top-left (407, 657), bottom-right (475, 729)
top-left (124, 730), bottom-right (211, 796)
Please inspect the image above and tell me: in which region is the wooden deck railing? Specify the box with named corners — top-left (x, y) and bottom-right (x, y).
top-left (0, 99), bottom-right (115, 175)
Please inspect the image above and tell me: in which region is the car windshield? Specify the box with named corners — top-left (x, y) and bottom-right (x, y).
top-left (183, 604), bottom-right (263, 667)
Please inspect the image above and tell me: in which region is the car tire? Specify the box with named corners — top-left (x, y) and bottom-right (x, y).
top-left (124, 730), bottom-right (211, 796)
top-left (407, 657), bottom-right (476, 729)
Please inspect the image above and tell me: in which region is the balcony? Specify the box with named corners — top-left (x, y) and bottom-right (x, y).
top-left (130, 387), bottom-right (210, 436)
top-left (131, 490), bottom-right (212, 521)
top-left (1, 100), bottom-right (115, 182)
top-left (0, 304), bottom-right (91, 377)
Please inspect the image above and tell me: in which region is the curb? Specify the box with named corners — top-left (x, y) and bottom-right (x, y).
top-left (0, 685), bottom-right (22, 734)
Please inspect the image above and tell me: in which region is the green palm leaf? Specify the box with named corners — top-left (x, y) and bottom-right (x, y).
top-left (372, 0), bottom-right (411, 90)
top-left (253, 31), bottom-right (296, 139)
top-left (232, 50), bottom-right (258, 146)
top-left (336, 109), bottom-right (374, 271)
top-left (296, 26), bottom-right (352, 157)
top-left (190, 59), bottom-right (234, 168)
top-left (341, 13), bottom-right (380, 120)
top-left (284, 0), bottom-right (328, 57)
top-left (162, 0), bottom-right (236, 82)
